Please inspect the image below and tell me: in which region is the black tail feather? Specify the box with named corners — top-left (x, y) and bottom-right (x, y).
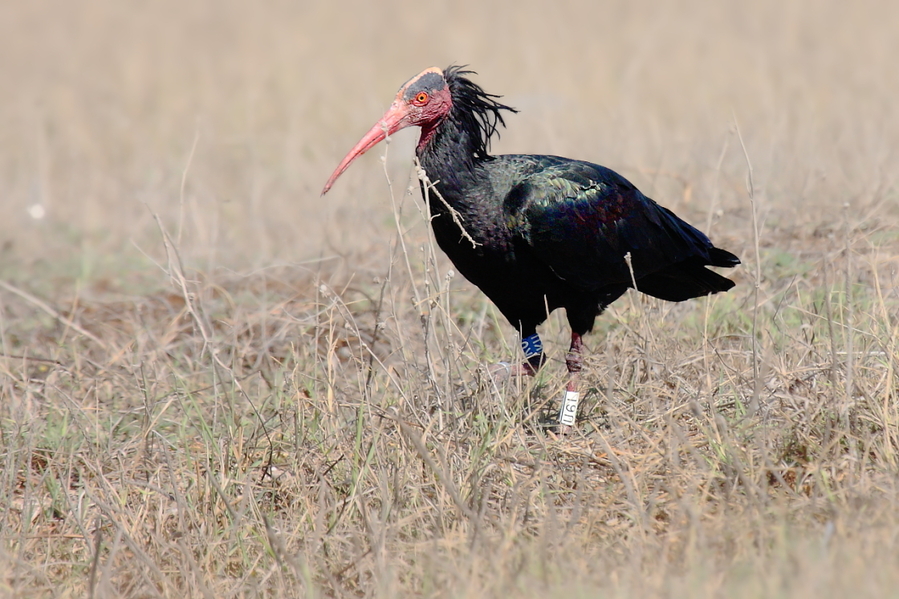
top-left (708, 247), bottom-right (741, 268)
top-left (635, 260), bottom-right (736, 302)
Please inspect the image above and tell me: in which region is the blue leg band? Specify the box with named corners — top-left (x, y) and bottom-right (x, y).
top-left (520, 334), bottom-right (544, 360)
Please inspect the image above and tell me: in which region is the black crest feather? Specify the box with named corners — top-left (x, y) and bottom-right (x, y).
top-left (444, 65), bottom-right (518, 160)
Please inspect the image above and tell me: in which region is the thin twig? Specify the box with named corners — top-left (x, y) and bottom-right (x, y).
top-left (177, 127), bottom-right (200, 246)
top-left (415, 159), bottom-right (480, 249)
top-left (842, 203), bottom-right (854, 401)
top-left (732, 114), bottom-right (761, 415)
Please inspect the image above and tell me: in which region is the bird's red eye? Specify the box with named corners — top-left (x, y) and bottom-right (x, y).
top-left (414, 92), bottom-right (429, 105)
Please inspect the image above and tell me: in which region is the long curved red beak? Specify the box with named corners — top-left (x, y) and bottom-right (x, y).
top-left (321, 102), bottom-right (409, 195)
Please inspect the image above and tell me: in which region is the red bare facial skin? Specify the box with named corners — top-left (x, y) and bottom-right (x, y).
top-left (321, 67), bottom-right (452, 195)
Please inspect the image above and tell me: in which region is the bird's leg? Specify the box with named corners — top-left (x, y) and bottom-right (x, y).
top-left (490, 332), bottom-right (545, 378)
top-left (489, 332), bottom-right (545, 379)
top-left (558, 331), bottom-right (584, 432)
top-left (516, 332), bottom-right (546, 376)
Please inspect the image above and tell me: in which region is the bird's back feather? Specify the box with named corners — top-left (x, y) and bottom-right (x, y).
top-left (494, 156), bottom-right (739, 299)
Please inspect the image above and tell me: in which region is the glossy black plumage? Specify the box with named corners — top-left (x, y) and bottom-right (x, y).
top-left (323, 66), bottom-right (739, 414)
top-left (416, 67), bottom-right (740, 343)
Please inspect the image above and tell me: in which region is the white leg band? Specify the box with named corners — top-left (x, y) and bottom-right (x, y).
top-left (559, 390), bottom-right (580, 426)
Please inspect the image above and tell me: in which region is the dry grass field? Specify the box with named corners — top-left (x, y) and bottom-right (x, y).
top-left (2, 1), bottom-right (898, 597)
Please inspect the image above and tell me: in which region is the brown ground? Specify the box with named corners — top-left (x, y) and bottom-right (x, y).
top-left (1, 1), bottom-right (898, 597)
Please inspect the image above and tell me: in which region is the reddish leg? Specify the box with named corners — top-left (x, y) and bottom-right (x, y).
top-left (558, 332), bottom-right (584, 433)
top-left (490, 332), bottom-right (546, 378)
top-left (490, 360), bottom-right (538, 378)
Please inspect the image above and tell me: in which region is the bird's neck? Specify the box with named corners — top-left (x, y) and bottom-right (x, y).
top-left (416, 111), bottom-right (486, 203)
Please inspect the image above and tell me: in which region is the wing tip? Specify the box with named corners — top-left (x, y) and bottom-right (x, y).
top-left (709, 247), bottom-right (741, 268)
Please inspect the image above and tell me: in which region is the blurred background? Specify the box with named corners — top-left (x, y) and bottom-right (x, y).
top-left (1, 0), bottom-right (896, 289)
